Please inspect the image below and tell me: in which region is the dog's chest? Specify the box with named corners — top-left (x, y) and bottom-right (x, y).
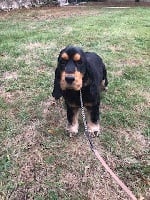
top-left (63, 87), bottom-right (96, 107)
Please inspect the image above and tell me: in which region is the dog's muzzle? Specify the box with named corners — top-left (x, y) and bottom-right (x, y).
top-left (60, 71), bottom-right (83, 91)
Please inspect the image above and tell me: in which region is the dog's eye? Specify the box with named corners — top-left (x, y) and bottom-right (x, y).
top-left (60, 59), bottom-right (67, 66)
top-left (76, 60), bottom-right (82, 65)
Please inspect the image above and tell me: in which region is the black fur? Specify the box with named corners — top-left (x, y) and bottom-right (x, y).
top-left (52, 46), bottom-right (108, 134)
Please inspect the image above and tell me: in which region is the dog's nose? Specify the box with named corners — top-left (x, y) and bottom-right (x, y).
top-left (65, 76), bottom-right (75, 84)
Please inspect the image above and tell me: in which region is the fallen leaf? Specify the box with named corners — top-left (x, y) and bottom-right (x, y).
top-left (48, 129), bottom-right (55, 134)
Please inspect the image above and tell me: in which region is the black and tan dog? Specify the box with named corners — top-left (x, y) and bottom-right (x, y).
top-left (52, 46), bottom-right (108, 137)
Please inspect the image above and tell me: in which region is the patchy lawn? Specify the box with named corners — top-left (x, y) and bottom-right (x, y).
top-left (0, 3), bottom-right (150, 200)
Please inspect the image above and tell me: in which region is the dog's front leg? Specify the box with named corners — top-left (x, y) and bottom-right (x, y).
top-left (87, 105), bottom-right (100, 137)
top-left (66, 104), bottom-right (79, 137)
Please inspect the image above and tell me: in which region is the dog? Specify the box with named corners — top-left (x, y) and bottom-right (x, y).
top-left (52, 46), bottom-right (108, 137)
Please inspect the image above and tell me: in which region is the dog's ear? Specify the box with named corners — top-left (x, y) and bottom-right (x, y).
top-left (52, 48), bottom-right (68, 99)
top-left (86, 63), bottom-right (100, 98)
top-left (52, 65), bottom-right (63, 100)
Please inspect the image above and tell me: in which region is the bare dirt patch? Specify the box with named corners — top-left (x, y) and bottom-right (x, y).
top-left (0, 5), bottom-right (98, 21)
top-left (0, 90), bottom-right (23, 103)
top-left (3, 71), bottom-right (18, 80)
top-left (0, 2), bottom-right (149, 21)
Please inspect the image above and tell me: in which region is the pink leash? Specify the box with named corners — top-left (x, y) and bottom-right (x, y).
top-left (79, 90), bottom-right (137, 200)
top-left (93, 149), bottom-right (137, 200)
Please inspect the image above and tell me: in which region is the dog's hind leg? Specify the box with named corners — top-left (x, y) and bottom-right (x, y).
top-left (66, 105), bottom-right (79, 137)
top-left (101, 66), bottom-right (108, 91)
top-left (100, 80), bottom-right (107, 91)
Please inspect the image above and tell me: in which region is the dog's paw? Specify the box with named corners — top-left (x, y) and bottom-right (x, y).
top-left (88, 123), bottom-right (100, 137)
top-left (88, 130), bottom-right (100, 137)
top-left (66, 123), bottom-right (78, 137)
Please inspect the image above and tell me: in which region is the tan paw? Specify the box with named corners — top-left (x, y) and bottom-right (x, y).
top-left (88, 123), bottom-right (100, 137)
top-left (66, 123), bottom-right (78, 137)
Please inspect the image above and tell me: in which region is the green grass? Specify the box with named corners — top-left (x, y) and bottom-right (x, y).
top-left (0, 5), bottom-right (150, 200)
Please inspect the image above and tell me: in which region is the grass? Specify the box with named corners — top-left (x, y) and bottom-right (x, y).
top-left (0, 4), bottom-right (150, 200)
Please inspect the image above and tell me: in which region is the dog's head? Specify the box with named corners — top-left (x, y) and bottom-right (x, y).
top-left (52, 46), bottom-right (88, 99)
top-left (59, 46), bottom-right (87, 91)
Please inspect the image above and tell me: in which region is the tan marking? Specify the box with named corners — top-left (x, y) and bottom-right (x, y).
top-left (84, 102), bottom-right (93, 107)
top-left (87, 109), bottom-right (100, 136)
top-left (72, 108), bottom-right (79, 126)
top-left (66, 109), bottom-right (79, 136)
top-left (60, 71), bottom-right (67, 90)
top-left (73, 53), bottom-right (81, 61)
top-left (61, 52), bottom-right (69, 60)
top-left (88, 122), bottom-right (100, 137)
top-left (68, 103), bottom-right (79, 108)
top-left (101, 80), bottom-right (105, 87)
top-left (100, 80), bottom-right (108, 91)
top-left (60, 70), bottom-right (83, 91)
